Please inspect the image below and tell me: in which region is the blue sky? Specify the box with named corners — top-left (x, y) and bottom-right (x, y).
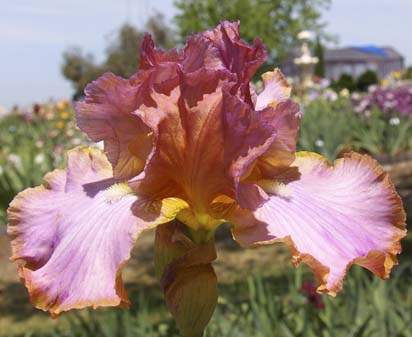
top-left (1, 0), bottom-right (411, 108)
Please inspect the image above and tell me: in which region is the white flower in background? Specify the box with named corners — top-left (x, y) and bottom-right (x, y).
top-left (7, 153), bottom-right (22, 169)
top-left (386, 93), bottom-right (395, 100)
top-left (324, 89), bottom-right (338, 102)
top-left (65, 129), bottom-right (74, 137)
top-left (35, 140), bottom-right (45, 148)
top-left (315, 139), bottom-right (325, 147)
top-left (389, 117), bottom-right (400, 126)
top-left (351, 92), bottom-right (361, 100)
top-left (0, 165), bottom-right (3, 176)
top-left (71, 138), bottom-right (82, 146)
top-left (34, 153), bottom-right (46, 164)
top-left (368, 85), bottom-right (377, 93)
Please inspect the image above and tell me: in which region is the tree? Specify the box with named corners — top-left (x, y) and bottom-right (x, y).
top-left (62, 49), bottom-right (105, 100)
top-left (174, 0), bottom-right (331, 64)
top-left (404, 66), bottom-right (412, 80)
top-left (62, 13), bottom-right (175, 99)
top-left (146, 12), bottom-right (176, 49)
top-left (105, 24), bottom-right (143, 78)
top-left (356, 70), bottom-right (378, 92)
top-left (314, 35), bottom-right (325, 78)
top-left (331, 73), bottom-right (356, 92)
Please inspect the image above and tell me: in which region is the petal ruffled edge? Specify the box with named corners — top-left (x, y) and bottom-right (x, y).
top-left (140, 34), bottom-right (183, 69)
top-left (7, 147), bottom-right (185, 316)
top-left (231, 152), bottom-right (406, 295)
top-left (255, 68), bottom-right (291, 110)
top-left (75, 73), bottom-right (152, 180)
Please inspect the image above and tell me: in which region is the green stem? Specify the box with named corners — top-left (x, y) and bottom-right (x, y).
top-left (187, 227), bottom-right (215, 244)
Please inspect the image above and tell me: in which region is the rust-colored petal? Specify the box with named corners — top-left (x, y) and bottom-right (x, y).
top-left (140, 34), bottom-right (183, 69)
top-left (75, 73), bottom-right (153, 179)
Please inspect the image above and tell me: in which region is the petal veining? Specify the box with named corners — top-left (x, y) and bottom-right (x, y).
top-left (231, 152), bottom-right (406, 295)
top-left (75, 73), bottom-right (153, 179)
top-left (7, 147), bottom-right (179, 316)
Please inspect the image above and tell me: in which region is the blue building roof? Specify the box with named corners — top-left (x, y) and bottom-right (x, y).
top-left (350, 45), bottom-right (387, 57)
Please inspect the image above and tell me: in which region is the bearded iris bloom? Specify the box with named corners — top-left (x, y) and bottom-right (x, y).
top-left (8, 21), bottom-right (406, 332)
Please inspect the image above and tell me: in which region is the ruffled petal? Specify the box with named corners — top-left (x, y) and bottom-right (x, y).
top-left (229, 99), bottom-right (301, 210)
top-left (183, 34), bottom-right (227, 74)
top-left (222, 90), bottom-right (276, 209)
top-left (7, 147), bottom-right (182, 316)
top-left (132, 75), bottom-right (233, 227)
top-left (255, 68), bottom-right (291, 110)
top-left (182, 21), bottom-right (266, 104)
top-left (202, 21), bottom-right (267, 87)
top-left (131, 64), bottom-right (285, 230)
top-left (75, 73), bottom-right (152, 179)
top-left (140, 34), bottom-right (182, 70)
top-left (231, 152), bottom-right (406, 295)
top-left (252, 100), bottom-right (301, 179)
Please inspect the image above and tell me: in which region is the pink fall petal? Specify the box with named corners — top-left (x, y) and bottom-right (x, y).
top-left (7, 148), bottom-right (157, 316)
top-left (232, 152), bottom-right (406, 295)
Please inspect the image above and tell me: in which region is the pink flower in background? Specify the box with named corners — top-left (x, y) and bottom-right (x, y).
top-left (7, 21), bottom-right (406, 320)
top-left (353, 85), bottom-right (412, 116)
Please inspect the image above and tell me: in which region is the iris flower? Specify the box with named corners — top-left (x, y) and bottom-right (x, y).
top-left (8, 21), bottom-right (406, 325)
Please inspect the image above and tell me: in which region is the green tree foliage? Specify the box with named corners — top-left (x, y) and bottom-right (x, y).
top-left (62, 49), bottom-right (104, 100)
top-left (104, 24), bottom-right (143, 79)
top-left (331, 73), bottom-right (356, 92)
top-left (314, 35), bottom-right (325, 77)
top-left (146, 13), bottom-right (176, 49)
top-left (62, 13), bottom-right (175, 99)
top-left (404, 66), bottom-right (412, 80)
top-left (174, 0), bottom-right (330, 63)
top-left (357, 70), bottom-right (379, 92)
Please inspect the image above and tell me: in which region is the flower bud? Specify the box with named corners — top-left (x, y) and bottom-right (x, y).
top-left (154, 221), bottom-right (217, 337)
